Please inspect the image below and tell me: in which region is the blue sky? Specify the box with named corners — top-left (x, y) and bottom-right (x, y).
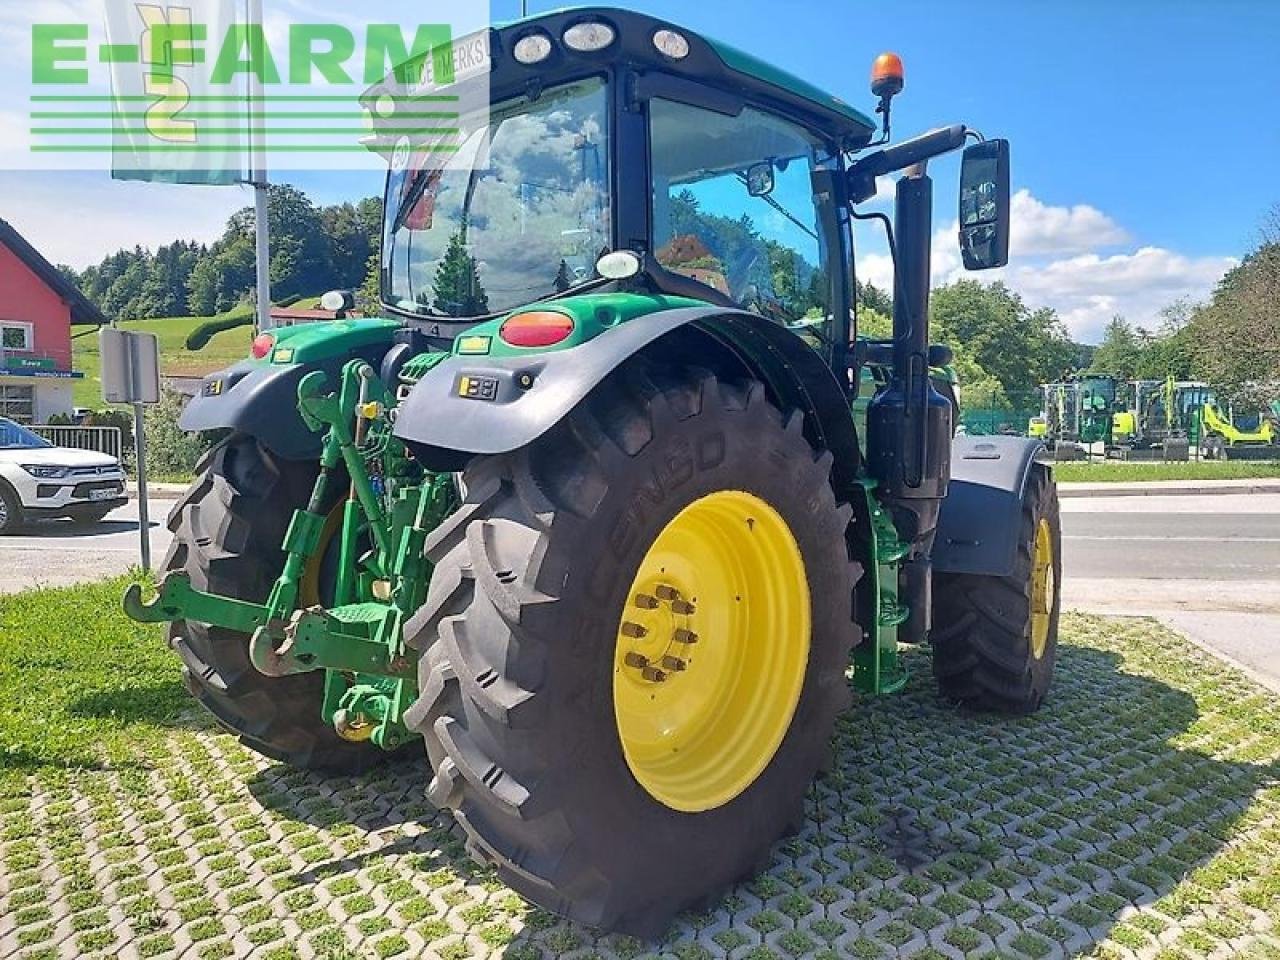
top-left (1, 0), bottom-right (1276, 342)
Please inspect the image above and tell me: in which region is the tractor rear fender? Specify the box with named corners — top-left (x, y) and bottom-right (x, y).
top-left (932, 435), bottom-right (1050, 578)
top-left (179, 318), bottom-right (405, 459)
top-left (393, 306), bottom-right (863, 491)
top-left (179, 359), bottom-right (347, 460)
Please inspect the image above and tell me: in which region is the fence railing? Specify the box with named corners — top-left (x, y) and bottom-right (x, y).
top-left (956, 390), bottom-right (1041, 437)
top-left (30, 425), bottom-right (125, 460)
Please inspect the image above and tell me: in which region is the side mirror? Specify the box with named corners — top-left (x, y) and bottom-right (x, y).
top-left (958, 138), bottom-right (1010, 270)
top-left (745, 162), bottom-right (775, 198)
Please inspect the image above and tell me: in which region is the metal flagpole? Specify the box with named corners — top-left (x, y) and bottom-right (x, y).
top-left (248, 0), bottom-right (272, 332)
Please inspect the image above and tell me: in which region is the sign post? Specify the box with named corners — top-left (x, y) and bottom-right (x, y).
top-left (100, 328), bottom-right (162, 571)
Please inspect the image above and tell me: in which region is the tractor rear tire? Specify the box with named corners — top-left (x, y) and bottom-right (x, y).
top-left (403, 362), bottom-right (860, 937)
top-left (931, 464), bottom-right (1061, 714)
top-left (163, 433), bottom-right (388, 773)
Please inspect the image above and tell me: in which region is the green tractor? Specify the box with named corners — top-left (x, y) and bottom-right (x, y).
top-left (126, 9), bottom-right (1061, 937)
top-left (1033, 374), bottom-right (1122, 454)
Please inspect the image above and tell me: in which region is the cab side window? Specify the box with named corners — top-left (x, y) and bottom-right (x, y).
top-left (649, 98), bottom-right (830, 326)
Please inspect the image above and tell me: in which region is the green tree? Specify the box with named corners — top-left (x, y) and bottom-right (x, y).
top-left (322, 197), bottom-right (383, 289)
top-left (357, 252), bottom-right (383, 316)
top-left (1184, 221), bottom-right (1280, 407)
top-left (431, 228), bottom-right (489, 317)
top-left (856, 279), bottom-right (892, 314)
top-left (143, 389), bottom-right (220, 477)
top-left (1089, 316), bottom-right (1142, 380)
top-left (856, 305), bottom-right (891, 338)
top-left (1133, 312), bottom-right (1195, 380)
top-left (929, 280), bottom-right (1076, 396)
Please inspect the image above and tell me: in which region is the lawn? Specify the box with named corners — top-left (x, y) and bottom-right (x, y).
top-left (2, 578), bottom-right (1279, 959)
top-left (1054, 459), bottom-right (1280, 483)
top-left (70, 309), bottom-right (254, 408)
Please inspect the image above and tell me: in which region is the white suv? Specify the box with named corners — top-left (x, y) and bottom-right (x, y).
top-left (0, 417), bottom-right (127, 533)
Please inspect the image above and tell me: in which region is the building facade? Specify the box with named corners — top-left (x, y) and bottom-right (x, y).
top-left (0, 220), bottom-right (104, 423)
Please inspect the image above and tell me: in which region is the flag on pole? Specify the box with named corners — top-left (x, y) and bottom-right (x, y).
top-left (105, 0), bottom-right (244, 185)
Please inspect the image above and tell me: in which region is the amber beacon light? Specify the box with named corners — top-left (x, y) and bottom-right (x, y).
top-left (870, 52), bottom-right (905, 99)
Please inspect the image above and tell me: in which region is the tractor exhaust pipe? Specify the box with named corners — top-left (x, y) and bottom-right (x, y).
top-left (866, 165), bottom-right (954, 644)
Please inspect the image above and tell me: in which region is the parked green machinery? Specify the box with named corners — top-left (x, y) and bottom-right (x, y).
top-left (1029, 374), bottom-right (1123, 453)
top-left (125, 9), bottom-right (1060, 936)
top-left (1126, 378), bottom-right (1278, 459)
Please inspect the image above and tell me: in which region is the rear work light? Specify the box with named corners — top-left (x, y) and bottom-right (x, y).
top-left (513, 32), bottom-right (554, 65)
top-left (563, 21), bottom-right (616, 53)
top-left (499, 311), bottom-right (575, 348)
top-left (251, 333), bottom-right (275, 359)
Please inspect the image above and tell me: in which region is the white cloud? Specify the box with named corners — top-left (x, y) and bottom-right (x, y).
top-left (1009, 189), bottom-right (1128, 256)
top-left (855, 190), bottom-right (1233, 344)
top-left (996, 246), bottom-right (1237, 343)
top-left (0, 172), bottom-right (246, 267)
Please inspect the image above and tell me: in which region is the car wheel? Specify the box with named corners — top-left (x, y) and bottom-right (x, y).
top-left (0, 481), bottom-right (24, 535)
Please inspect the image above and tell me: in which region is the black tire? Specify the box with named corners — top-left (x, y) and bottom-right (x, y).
top-left (931, 464), bottom-right (1061, 714)
top-left (164, 433), bottom-right (388, 773)
top-left (0, 480), bottom-right (23, 535)
top-left (402, 363), bottom-right (861, 937)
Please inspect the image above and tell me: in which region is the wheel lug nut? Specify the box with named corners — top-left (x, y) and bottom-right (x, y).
top-left (634, 593), bottom-right (659, 610)
top-left (620, 621), bottom-right (648, 639)
top-left (624, 652), bottom-right (649, 669)
top-left (671, 600), bottom-right (696, 616)
top-left (641, 666), bottom-right (668, 683)
top-left (673, 628), bottom-right (698, 645)
top-left (654, 584), bottom-right (680, 602)
top-left (660, 656), bottom-right (687, 672)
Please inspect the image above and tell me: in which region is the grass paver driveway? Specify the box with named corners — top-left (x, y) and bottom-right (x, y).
top-left (1, 576), bottom-right (1278, 959)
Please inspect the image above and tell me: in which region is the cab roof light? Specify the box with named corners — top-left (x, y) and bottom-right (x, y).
top-left (499, 311), bottom-right (575, 348)
top-left (653, 29), bottom-right (690, 60)
top-left (513, 32), bottom-right (553, 65)
top-left (563, 21), bottom-right (616, 53)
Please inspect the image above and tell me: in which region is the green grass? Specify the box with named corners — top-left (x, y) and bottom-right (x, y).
top-left (0, 573), bottom-right (192, 777)
top-left (70, 292), bottom-right (335, 407)
top-left (1054, 460), bottom-right (1280, 483)
top-left (71, 308), bottom-right (255, 407)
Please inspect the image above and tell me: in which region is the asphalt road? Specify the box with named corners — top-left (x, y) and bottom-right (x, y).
top-left (1060, 492), bottom-right (1280, 690)
top-left (0, 498), bottom-right (176, 594)
top-left (2, 491), bottom-right (1277, 687)
top-left (1061, 494), bottom-right (1280, 583)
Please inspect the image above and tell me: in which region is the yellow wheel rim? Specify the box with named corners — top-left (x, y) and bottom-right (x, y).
top-left (298, 502), bottom-right (345, 608)
top-left (1030, 517), bottom-right (1055, 660)
top-left (613, 490), bottom-right (810, 813)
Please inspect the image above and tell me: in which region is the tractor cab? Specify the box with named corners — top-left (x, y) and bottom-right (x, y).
top-left (362, 7), bottom-right (1007, 379)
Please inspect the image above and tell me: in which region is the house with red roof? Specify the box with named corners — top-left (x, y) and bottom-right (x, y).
top-left (0, 219), bottom-right (106, 423)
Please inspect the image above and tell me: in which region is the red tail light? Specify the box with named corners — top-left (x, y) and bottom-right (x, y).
top-left (499, 311), bottom-right (575, 348)
top-left (251, 333), bottom-right (275, 359)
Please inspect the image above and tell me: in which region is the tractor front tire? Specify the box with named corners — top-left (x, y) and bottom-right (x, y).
top-left (931, 464), bottom-right (1061, 714)
top-left (164, 433), bottom-right (387, 773)
top-left (403, 363), bottom-right (860, 936)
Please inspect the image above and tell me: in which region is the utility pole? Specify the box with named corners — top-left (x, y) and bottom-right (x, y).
top-left (247, 0), bottom-right (272, 332)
